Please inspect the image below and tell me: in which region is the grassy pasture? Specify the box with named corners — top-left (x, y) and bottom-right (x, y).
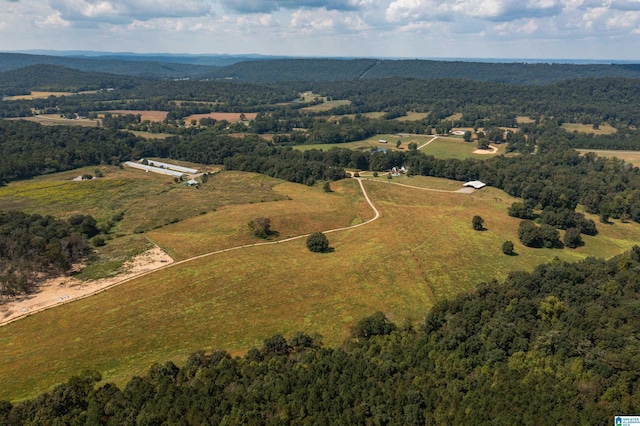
top-left (3, 91), bottom-right (76, 100)
top-left (2, 178), bottom-right (640, 401)
top-left (128, 130), bottom-right (174, 139)
top-left (101, 110), bottom-right (168, 122)
top-left (183, 112), bottom-right (258, 123)
top-left (444, 112), bottom-right (463, 121)
top-left (328, 112), bottom-right (385, 121)
top-left (517, 116), bottom-right (536, 124)
top-left (421, 137), bottom-right (506, 160)
top-left (301, 99), bottom-right (351, 113)
top-left (395, 112), bottom-right (430, 121)
top-left (147, 179), bottom-right (369, 260)
top-left (562, 122), bottom-right (617, 135)
top-left (10, 115), bottom-right (99, 127)
top-left (576, 149), bottom-right (640, 166)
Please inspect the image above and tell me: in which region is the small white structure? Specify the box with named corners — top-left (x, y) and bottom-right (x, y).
top-left (142, 159), bottom-right (199, 174)
top-left (463, 180), bottom-right (486, 189)
top-left (378, 139), bottom-right (387, 143)
top-left (124, 161), bottom-right (186, 179)
top-left (185, 179), bottom-right (199, 186)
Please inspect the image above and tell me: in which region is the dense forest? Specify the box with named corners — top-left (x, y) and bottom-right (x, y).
top-left (0, 211), bottom-right (97, 297)
top-left (2, 249), bottom-right (639, 424)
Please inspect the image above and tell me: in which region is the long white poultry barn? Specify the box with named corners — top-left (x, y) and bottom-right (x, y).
top-left (124, 161), bottom-right (187, 178)
top-left (142, 160), bottom-right (199, 174)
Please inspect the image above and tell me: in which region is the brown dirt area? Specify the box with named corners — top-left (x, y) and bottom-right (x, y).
top-left (0, 246), bottom-right (173, 326)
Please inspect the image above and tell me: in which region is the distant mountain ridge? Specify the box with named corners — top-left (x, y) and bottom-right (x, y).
top-left (2, 52), bottom-right (640, 85)
top-left (0, 52), bottom-right (216, 78)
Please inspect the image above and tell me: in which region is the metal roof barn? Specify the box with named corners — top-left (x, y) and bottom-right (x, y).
top-left (124, 162), bottom-right (187, 178)
top-left (142, 160), bottom-right (199, 174)
top-left (463, 180), bottom-right (487, 189)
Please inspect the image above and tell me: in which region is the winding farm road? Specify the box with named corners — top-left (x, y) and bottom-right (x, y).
top-left (0, 177), bottom-right (469, 326)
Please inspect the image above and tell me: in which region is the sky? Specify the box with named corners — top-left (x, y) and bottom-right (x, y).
top-left (1, 0), bottom-right (639, 60)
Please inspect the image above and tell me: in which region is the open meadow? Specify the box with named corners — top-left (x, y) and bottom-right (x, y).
top-left (11, 115), bottom-right (99, 127)
top-left (562, 122), bottom-right (617, 135)
top-left (2, 171), bottom-right (640, 401)
top-left (576, 148), bottom-right (640, 166)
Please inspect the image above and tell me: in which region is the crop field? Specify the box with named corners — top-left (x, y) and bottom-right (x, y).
top-left (576, 149), bottom-right (640, 166)
top-left (101, 110), bottom-right (168, 122)
top-left (562, 122), bottom-right (617, 135)
top-left (184, 112), bottom-right (258, 123)
top-left (2, 175), bottom-right (640, 401)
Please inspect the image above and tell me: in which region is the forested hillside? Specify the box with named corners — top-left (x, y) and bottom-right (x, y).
top-left (207, 58), bottom-right (640, 84)
top-left (0, 52), bottom-right (214, 79)
top-left (0, 65), bottom-right (143, 96)
top-left (2, 249), bottom-right (639, 424)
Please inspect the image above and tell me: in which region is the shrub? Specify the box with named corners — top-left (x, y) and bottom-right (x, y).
top-left (472, 215), bottom-right (484, 231)
top-left (502, 240), bottom-right (515, 255)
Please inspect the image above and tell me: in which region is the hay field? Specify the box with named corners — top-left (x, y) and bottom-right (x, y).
top-left (2, 178), bottom-right (640, 401)
top-left (576, 149), bottom-right (640, 166)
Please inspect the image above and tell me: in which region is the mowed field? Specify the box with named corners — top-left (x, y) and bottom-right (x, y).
top-left (2, 173), bottom-right (640, 401)
top-left (577, 149), bottom-right (640, 166)
top-left (421, 137), bottom-right (507, 159)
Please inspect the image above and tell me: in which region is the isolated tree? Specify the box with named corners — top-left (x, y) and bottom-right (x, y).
top-left (248, 217), bottom-right (272, 239)
top-left (463, 130), bottom-right (472, 142)
top-left (323, 181), bottom-right (332, 193)
top-left (502, 240), bottom-right (515, 255)
top-left (373, 171), bottom-right (379, 177)
top-left (472, 215), bottom-right (484, 231)
top-left (306, 232), bottom-right (329, 253)
top-left (396, 140), bottom-right (402, 149)
top-left (564, 227), bottom-right (583, 248)
top-left (408, 142), bottom-right (418, 151)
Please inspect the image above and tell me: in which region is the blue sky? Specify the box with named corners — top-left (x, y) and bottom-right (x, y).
top-left (1, 0), bottom-right (639, 60)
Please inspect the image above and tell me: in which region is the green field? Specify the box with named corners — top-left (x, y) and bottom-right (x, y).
top-left (421, 137), bottom-right (506, 160)
top-left (562, 122), bottom-right (617, 135)
top-left (294, 134), bottom-right (506, 160)
top-left (577, 149), bottom-right (640, 166)
top-left (2, 171), bottom-right (640, 401)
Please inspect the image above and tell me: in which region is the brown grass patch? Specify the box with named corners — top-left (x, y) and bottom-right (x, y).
top-left (102, 110), bottom-right (168, 122)
top-left (185, 112), bottom-right (258, 123)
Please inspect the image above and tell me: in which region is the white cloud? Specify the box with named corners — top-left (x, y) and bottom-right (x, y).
top-left (37, 11), bottom-right (70, 27)
top-left (48, 0), bottom-right (213, 24)
top-left (290, 7), bottom-right (368, 34)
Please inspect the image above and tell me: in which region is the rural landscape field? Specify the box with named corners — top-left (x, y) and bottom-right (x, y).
top-left (1, 51), bottom-right (640, 423)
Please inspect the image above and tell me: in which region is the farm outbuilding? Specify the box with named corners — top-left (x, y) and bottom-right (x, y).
top-left (124, 161), bottom-right (187, 179)
top-left (463, 180), bottom-right (486, 189)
